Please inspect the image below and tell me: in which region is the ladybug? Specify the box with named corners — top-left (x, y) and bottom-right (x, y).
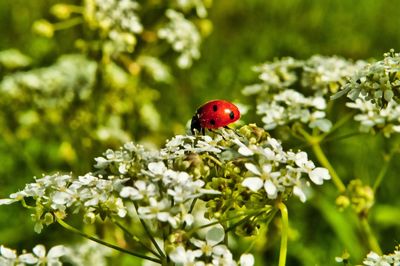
top-left (191, 99), bottom-right (240, 135)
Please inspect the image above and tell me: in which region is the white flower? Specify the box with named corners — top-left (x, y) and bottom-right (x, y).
top-left (158, 9), bottom-right (202, 68)
top-left (232, 138), bottom-right (254, 156)
top-left (242, 162), bottom-right (280, 199)
top-left (120, 180), bottom-right (156, 201)
top-left (32, 245), bottom-right (66, 265)
top-left (137, 198), bottom-right (171, 222)
top-left (169, 245), bottom-right (203, 265)
top-left (239, 254), bottom-right (255, 266)
top-left (309, 167), bottom-right (330, 185)
top-left (363, 251), bottom-right (392, 266)
top-left (0, 246), bottom-right (17, 261)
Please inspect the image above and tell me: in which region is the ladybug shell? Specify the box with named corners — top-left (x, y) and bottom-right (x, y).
top-left (196, 100), bottom-right (240, 129)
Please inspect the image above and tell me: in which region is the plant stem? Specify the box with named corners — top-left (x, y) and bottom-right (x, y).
top-left (113, 219), bottom-right (160, 258)
top-left (133, 203), bottom-right (166, 259)
top-left (359, 216), bottom-right (382, 255)
top-left (372, 144), bottom-right (399, 192)
top-left (56, 217), bottom-right (161, 264)
top-left (296, 124), bottom-right (346, 193)
top-left (53, 17), bottom-right (83, 30)
top-left (312, 143), bottom-right (346, 193)
top-left (277, 202), bottom-right (289, 266)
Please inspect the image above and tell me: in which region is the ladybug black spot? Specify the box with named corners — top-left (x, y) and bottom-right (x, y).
top-left (212, 105), bottom-right (218, 112)
top-left (229, 110), bottom-right (235, 120)
top-left (210, 119), bottom-right (216, 125)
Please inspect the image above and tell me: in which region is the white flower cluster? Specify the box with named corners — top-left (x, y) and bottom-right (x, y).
top-left (0, 244), bottom-right (66, 266)
top-left (0, 125), bottom-right (330, 265)
top-left (256, 89), bottom-right (331, 131)
top-left (93, 0), bottom-right (143, 53)
top-left (158, 9), bottom-right (202, 68)
top-left (346, 98), bottom-right (400, 136)
top-left (235, 136), bottom-right (330, 202)
top-left (63, 240), bottom-right (112, 266)
top-left (334, 50), bottom-right (400, 136)
top-left (170, 237), bottom-right (254, 266)
top-left (302, 55), bottom-right (366, 93)
top-left (0, 172), bottom-right (129, 233)
top-left (336, 50), bottom-right (400, 107)
top-left (0, 55), bottom-right (96, 109)
top-left (120, 160), bottom-right (220, 228)
top-left (160, 134), bottom-right (223, 158)
top-left (363, 248), bottom-right (400, 266)
top-left (243, 56), bottom-right (364, 132)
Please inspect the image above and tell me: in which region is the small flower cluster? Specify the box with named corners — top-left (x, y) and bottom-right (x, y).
top-left (0, 55), bottom-right (96, 109)
top-left (234, 127), bottom-right (330, 203)
top-left (362, 245), bottom-right (400, 266)
top-left (169, 226), bottom-right (254, 266)
top-left (243, 56), bottom-right (364, 132)
top-left (0, 172), bottom-right (128, 233)
top-left (158, 9), bottom-right (202, 68)
top-left (90, 0), bottom-right (143, 53)
top-left (346, 98), bottom-right (400, 136)
top-left (302, 55), bottom-right (366, 94)
top-left (0, 244), bottom-right (66, 265)
top-left (336, 49), bottom-right (400, 107)
top-left (333, 50), bottom-right (400, 136)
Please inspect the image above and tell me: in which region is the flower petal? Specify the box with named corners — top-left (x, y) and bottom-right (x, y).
top-left (242, 178), bottom-right (263, 192)
top-left (245, 163), bottom-right (261, 176)
top-left (206, 226), bottom-right (225, 246)
top-left (0, 246), bottom-right (17, 259)
top-left (293, 186), bottom-right (306, 202)
top-left (33, 244), bottom-right (46, 258)
top-left (264, 180), bottom-right (277, 198)
top-left (240, 253), bottom-right (255, 266)
top-left (309, 167), bottom-right (330, 185)
top-left (47, 245), bottom-right (66, 258)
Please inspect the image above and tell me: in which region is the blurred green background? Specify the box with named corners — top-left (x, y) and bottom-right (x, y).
top-left (1, 0), bottom-right (400, 265)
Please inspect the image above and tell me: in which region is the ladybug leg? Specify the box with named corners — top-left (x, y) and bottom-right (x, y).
top-left (208, 129), bottom-right (227, 140)
top-left (224, 126), bottom-right (241, 137)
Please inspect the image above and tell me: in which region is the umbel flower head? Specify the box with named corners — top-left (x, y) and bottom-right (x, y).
top-left (332, 50), bottom-right (400, 136)
top-left (362, 245), bottom-right (400, 266)
top-left (334, 49), bottom-right (400, 108)
top-left (243, 56), bottom-right (365, 132)
top-left (0, 125), bottom-right (330, 264)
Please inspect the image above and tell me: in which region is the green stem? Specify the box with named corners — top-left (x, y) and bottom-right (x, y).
top-left (322, 132), bottom-right (362, 144)
top-left (312, 143), bottom-right (346, 193)
top-left (133, 203), bottom-right (166, 259)
top-left (56, 218), bottom-right (161, 264)
top-left (225, 210), bottom-right (265, 233)
top-left (359, 216), bottom-right (382, 255)
top-left (320, 111), bottom-right (356, 139)
top-left (53, 17), bottom-right (83, 30)
top-left (296, 125), bottom-right (346, 193)
top-left (113, 219), bottom-right (160, 258)
top-left (277, 202), bottom-right (289, 266)
top-left (372, 145), bottom-right (399, 192)
top-left (188, 209), bottom-right (266, 235)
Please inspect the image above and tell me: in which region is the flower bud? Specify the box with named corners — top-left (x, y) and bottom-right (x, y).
top-left (32, 20), bottom-right (54, 38)
top-left (50, 4), bottom-right (72, 20)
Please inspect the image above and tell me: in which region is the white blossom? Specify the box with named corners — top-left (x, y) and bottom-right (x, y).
top-left (158, 9), bottom-right (202, 68)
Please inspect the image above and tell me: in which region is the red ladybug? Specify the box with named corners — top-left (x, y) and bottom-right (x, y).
top-left (191, 100), bottom-right (240, 135)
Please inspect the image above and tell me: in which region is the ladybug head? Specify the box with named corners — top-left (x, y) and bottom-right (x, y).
top-left (190, 114), bottom-right (202, 135)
